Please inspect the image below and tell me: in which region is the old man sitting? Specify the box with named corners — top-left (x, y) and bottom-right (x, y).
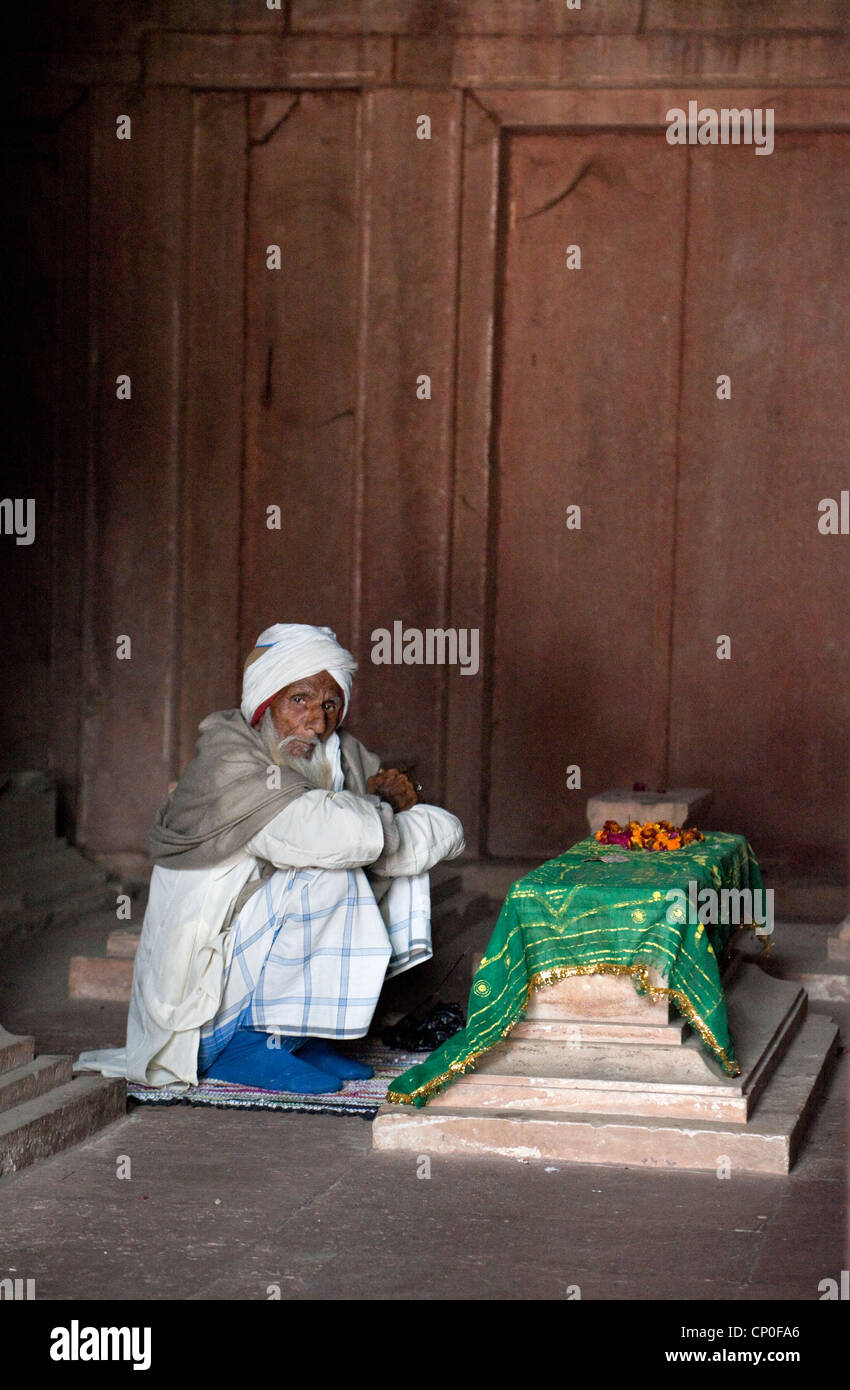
top-left (77, 623), bottom-right (464, 1095)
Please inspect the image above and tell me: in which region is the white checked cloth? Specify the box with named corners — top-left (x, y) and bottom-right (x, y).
top-left (198, 866), bottom-right (432, 1065)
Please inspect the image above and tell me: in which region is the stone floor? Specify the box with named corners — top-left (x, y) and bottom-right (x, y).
top-left (0, 907), bottom-right (847, 1301)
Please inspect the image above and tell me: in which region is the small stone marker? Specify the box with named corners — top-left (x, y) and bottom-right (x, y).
top-left (586, 787), bottom-right (713, 834)
top-left (827, 914), bottom-right (850, 964)
top-left (106, 930), bottom-right (141, 959)
top-left (68, 957), bottom-right (134, 1002)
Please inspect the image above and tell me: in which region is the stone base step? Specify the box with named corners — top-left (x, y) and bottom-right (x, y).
top-left (516, 969), bottom-right (686, 1046)
top-left (1, 882), bottom-right (119, 944)
top-left (371, 1015), bottom-right (839, 1175)
top-left (430, 868), bottom-right (463, 906)
top-left (524, 969), bottom-right (676, 1024)
top-left (0, 837), bottom-right (118, 944)
top-left (512, 1016), bottom-right (689, 1047)
top-left (742, 926), bottom-right (850, 1004)
top-left (0, 1054), bottom-right (74, 1113)
top-left (792, 967), bottom-right (850, 1003)
top-left (0, 840), bottom-right (110, 906)
top-left (422, 966), bottom-right (806, 1124)
top-left (68, 956), bottom-right (135, 1002)
top-left (0, 1074), bottom-right (126, 1177)
top-left (0, 1026), bottom-right (35, 1075)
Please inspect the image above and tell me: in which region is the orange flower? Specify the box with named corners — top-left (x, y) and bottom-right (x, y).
top-left (596, 818), bottom-right (702, 851)
top-left (627, 820), bottom-right (644, 848)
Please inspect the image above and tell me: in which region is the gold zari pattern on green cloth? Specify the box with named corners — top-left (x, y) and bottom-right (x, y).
top-left (387, 832), bottom-right (766, 1106)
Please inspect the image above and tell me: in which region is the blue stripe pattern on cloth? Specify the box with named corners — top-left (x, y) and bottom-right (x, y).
top-left (198, 866), bottom-right (432, 1071)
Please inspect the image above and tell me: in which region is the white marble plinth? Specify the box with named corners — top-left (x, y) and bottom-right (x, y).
top-left (586, 787), bottom-right (713, 834)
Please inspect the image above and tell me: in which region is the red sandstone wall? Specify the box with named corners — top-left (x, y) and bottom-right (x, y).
top-left (2, 1), bottom-right (848, 881)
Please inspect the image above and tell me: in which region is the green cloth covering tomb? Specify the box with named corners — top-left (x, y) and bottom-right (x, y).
top-left (388, 832), bottom-right (766, 1106)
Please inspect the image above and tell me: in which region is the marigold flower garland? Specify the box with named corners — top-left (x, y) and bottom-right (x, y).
top-left (595, 819), bottom-right (703, 852)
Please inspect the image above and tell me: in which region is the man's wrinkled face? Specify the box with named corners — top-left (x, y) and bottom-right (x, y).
top-left (268, 670), bottom-right (344, 758)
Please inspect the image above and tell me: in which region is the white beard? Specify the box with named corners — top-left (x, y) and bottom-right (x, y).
top-left (259, 709), bottom-right (335, 790)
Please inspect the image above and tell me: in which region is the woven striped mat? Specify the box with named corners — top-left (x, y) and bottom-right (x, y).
top-left (125, 1042), bottom-right (422, 1118)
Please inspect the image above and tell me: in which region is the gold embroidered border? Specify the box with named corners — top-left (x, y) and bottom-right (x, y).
top-left (385, 960), bottom-right (741, 1107)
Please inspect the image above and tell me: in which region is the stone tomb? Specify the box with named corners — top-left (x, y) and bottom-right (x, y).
top-left (371, 953), bottom-right (838, 1173)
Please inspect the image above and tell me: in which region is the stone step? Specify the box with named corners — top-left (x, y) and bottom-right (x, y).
top-left (0, 841), bottom-right (109, 905)
top-left (0, 773), bottom-right (57, 852)
top-left (524, 971), bottom-right (675, 1025)
top-left (372, 1015), bottom-right (839, 1175)
top-left (0, 1054), bottom-right (74, 1113)
top-left (754, 871), bottom-right (847, 924)
top-left (430, 900), bottom-right (462, 932)
top-left (738, 922), bottom-right (850, 1004)
top-left (430, 893), bottom-right (492, 947)
top-left (0, 839), bottom-right (117, 946)
top-left (827, 934), bottom-right (850, 963)
top-left (400, 966), bottom-right (808, 1125)
top-left (0, 1074), bottom-right (126, 1178)
top-left (794, 964), bottom-right (850, 1003)
top-left (430, 868), bottom-right (463, 906)
top-left (515, 965), bottom-right (707, 1046)
top-left (0, 1027), bottom-right (35, 1076)
top-left (68, 956), bottom-right (135, 1002)
top-left (513, 1016), bottom-right (688, 1047)
top-left (0, 880), bottom-right (119, 947)
top-left (106, 929), bottom-right (140, 958)
top-left (462, 891), bottom-right (492, 925)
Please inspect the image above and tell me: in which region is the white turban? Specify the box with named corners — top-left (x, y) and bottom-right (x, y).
top-left (240, 623), bottom-right (358, 727)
